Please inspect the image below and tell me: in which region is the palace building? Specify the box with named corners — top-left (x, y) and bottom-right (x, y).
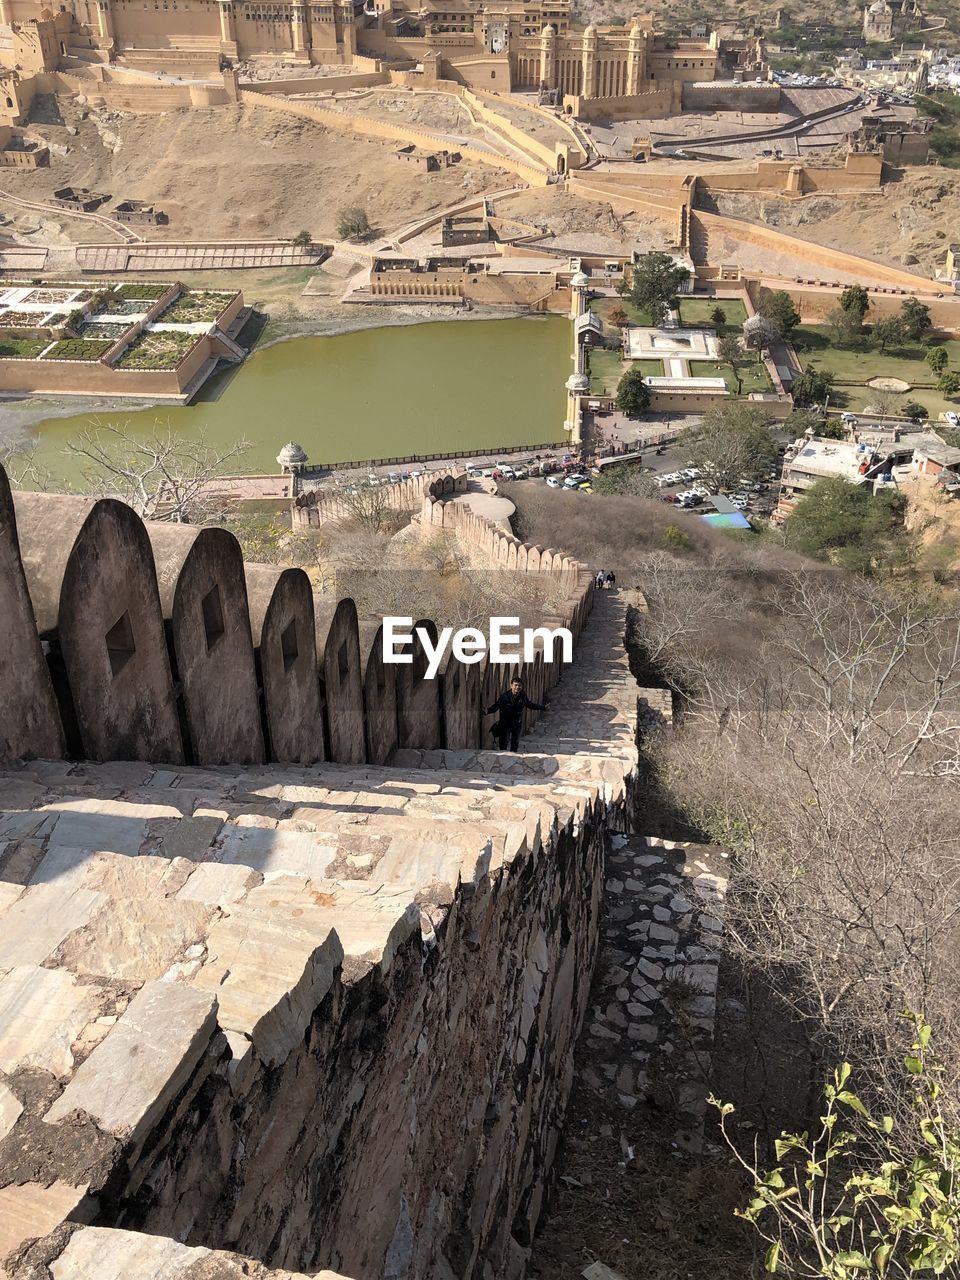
top-left (0, 0), bottom-right (763, 103)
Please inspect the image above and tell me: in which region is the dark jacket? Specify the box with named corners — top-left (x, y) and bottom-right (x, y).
top-left (487, 689), bottom-right (545, 728)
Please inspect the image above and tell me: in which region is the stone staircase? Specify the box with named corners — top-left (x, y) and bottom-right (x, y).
top-left (584, 834), bottom-right (728, 1152)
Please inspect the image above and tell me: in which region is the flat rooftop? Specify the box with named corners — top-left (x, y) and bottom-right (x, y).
top-left (625, 327), bottom-right (718, 360)
top-left (784, 437), bottom-right (877, 482)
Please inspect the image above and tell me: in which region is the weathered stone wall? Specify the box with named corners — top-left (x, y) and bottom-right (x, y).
top-left (1, 468), bottom-right (593, 771)
top-left (0, 469), bottom-right (63, 761)
top-left (0, 467), bottom-right (631, 1280)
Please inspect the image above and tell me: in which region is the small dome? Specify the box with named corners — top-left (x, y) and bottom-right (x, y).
top-left (869, 1), bottom-right (890, 13)
top-left (570, 270), bottom-right (590, 287)
top-left (541, 22), bottom-right (555, 35)
top-left (584, 22), bottom-right (597, 35)
top-left (566, 372), bottom-right (590, 392)
top-left (277, 441), bottom-right (308, 467)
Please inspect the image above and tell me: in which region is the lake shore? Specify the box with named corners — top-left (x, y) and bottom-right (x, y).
top-left (0, 300), bottom-right (535, 453)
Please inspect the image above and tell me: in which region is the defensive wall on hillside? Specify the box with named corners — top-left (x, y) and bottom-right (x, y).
top-left (0, 456), bottom-right (649, 1280)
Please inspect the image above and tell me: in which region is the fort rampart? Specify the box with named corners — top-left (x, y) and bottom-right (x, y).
top-left (0, 460), bottom-right (636, 1280)
top-left (1, 466), bottom-right (591, 772)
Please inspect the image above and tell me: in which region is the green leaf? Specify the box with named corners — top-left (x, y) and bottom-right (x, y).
top-left (837, 1062), bottom-right (852, 1087)
top-left (837, 1091), bottom-right (870, 1118)
top-left (833, 1250), bottom-right (872, 1269)
top-left (905, 1056), bottom-right (923, 1075)
top-left (873, 1242), bottom-right (892, 1273)
top-left (764, 1241), bottom-right (781, 1274)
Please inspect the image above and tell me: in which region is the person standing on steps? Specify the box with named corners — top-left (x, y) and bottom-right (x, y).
top-left (487, 676), bottom-right (546, 753)
top-left (595, 569), bottom-right (605, 591)
top-left (605, 570), bottom-right (616, 590)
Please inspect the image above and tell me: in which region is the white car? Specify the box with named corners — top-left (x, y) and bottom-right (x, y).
top-left (480, 466), bottom-right (496, 477)
top-left (730, 498), bottom-right (748, 510)
top-left (546, 475), bottom-right (563, 488)
top-left (945, 412), bottom-right (960, 427)
top-left (511, 466), bottom-right (529, 479)
top-left (498, 466), bottom-right (516, 479)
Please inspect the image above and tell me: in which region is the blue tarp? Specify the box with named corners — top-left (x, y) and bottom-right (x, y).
top-left (701, 512), bottom-right (752, 530)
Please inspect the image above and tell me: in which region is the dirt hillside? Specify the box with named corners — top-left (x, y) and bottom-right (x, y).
top-left (707, 169), bottom-right (960, 276)
top-left (5, 98), bottom-right (500, 242)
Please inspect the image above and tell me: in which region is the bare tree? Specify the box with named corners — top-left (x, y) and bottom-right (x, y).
top-left (62, 420), bottom-right (252, 523)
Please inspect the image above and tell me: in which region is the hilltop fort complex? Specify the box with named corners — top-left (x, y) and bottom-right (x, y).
top-left (2, 0), bottom-right (960, 1272)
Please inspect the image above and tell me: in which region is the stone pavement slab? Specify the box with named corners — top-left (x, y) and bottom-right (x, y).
top-left (43, 981), bottom-right (219, 1145)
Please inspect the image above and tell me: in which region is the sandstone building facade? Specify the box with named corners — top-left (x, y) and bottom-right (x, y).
top-left (0, 0), bottom-right (762, 103)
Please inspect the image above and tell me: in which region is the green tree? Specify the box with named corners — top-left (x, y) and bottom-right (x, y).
top-left (711, 1016), bottom-right (960, 1280)
top-left (786, 407), bottom-right (843, 439)
top-left (615, 365), bottom-right (651, 418)
top-left (682, 402), bottom-right (777, 491)
top-left (790, 365), bottom-right (834, 408)
top-left (937, 370), bottom-right (960, 397)
top-left (336, 206), bottom-right (372, 241)
top-left (840, 284), bottom-right (871, 324)
top-left (827, 306), bottom-right (865, 348)
top-left (902, 399), bottom-right (928, 423)
top-left (718, 333), bottom-right (745, 394)
top-left (590, 464), bottom-right (657, 498)
top-left (899, 296), bottom-right (931, 340)
top-left (927, 346), bottom-right (949, 375)
top-left (623, 251), bottom-right (690, 327)
top-left (784, 475), bottom-right (913, 574)
top-left (710, 304), bottom-right (727, 329)
top-left (870, 314), bottom-right (909, 354)
top-left (758, 288), bottom-right (802, 339)
top-left (609, 305), bottom-right (629, 328)
top-left (292, 230), bottom-right (313, 247)
top-left (663, 524), bottom-right (692, 550)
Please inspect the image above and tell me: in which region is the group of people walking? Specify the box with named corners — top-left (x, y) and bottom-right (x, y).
top-left (595, 569), bottom-right (616, 591)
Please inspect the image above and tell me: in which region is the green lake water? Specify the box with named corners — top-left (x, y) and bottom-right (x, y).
top-left (22, 316), bottom-right (571, 484)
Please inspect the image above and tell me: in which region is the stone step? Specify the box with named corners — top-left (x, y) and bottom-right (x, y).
top-left (579, 833), bottom-right (729, 1152)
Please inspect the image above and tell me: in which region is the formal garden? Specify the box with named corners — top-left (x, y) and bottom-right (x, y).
top-left (0, 333), bottom-right (48, 359)
top-left (793, 324), bottom-right (960, 419)
top-left (117, 329), bottom-right (198, 370)
top-left (158, 290), bottom-right (235, 325)
top-left (41, 337), bottom-right (115, 361)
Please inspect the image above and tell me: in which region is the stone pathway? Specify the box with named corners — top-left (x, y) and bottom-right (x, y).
top-left (582, 834), bottom-right (729, 1152)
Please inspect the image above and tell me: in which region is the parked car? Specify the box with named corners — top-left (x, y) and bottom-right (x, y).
top-left (946, 412), bottom-right (960, 427)
top-left (480, 466), bottom-right (496, 477)
top-left (511, 466), bottom-right (529, 479)
top-left (563, 473), bottom-right (588, 488)
top-left (546, 475), bottom-right (563, 488)
top-left (387, 472), bottom-right (401, 484)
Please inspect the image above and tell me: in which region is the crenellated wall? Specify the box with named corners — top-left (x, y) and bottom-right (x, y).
top-left (0, 463), bottom-right (637, 1280)
top-left (1, 468), bottom-right (593, 772)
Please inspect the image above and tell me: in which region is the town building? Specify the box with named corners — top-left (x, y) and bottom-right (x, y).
top-left (862, 0), bottom-right (923, 42)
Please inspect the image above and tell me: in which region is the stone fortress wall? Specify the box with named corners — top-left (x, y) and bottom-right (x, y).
top-left (0, 456), bottom-right (651, 1280)
top-left (1, 464), bottom-right (590, 775)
